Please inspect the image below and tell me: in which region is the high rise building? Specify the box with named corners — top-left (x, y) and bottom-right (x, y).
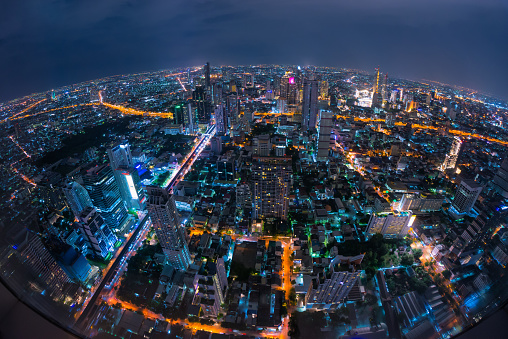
top-left (63, 181), bottom-right (93, 217)
top-left (251, 156), bottom-right (291, 220)
top-left (77, 207), bottom-right (118, 259)
top-left (280, 74), bottom-right (298, 105)
top-left (193, 85), bottom-right (211, 124)
top-left (107, 141), bottom-right (146, 210)
top-left (226, 93), bottom-right (239, 130)
top-left (317, 110), bottom-right (333, 161)
top-left (146, 187), bottom-right (191, 270)
top-left (319, 80), bottom-right (329, 99)
top-left (107, 141), bottom-right (133, 169)
top-left (365, 212), bottom-right (415, 239)
top-left (191, 258), bottom-right (228, 318)
top-left (252, 135), bottom-right (271, 156)
top-left (82, 164), bottom-right (129, 233)
top-left (440, 137), bottom-right (462, 172)
top-left (493, 159), bottom-right (508, 198)
top-left (214, 104), bottom-right (226, 134)
top-left (371, 68), bottom-right (383, 108)
top-left (302, 78), bottom-right (319, 130)
top-left (451, 180), bottom-right (483, 216)
top-left (204, 62), bottom-right (211, 88)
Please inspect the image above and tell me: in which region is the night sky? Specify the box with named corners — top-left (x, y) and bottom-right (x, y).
top-left (1, 0), bottom-right (508, 102)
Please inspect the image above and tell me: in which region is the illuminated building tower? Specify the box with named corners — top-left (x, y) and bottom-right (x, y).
top-left (317, 110), bottom-right (333, 161)
top-left (193, 85), bottom-right (211, 124)
top-left (371, 68), bottom-right (383, 108)
top-left (381, 73), bottom-right (388, 102)
top-left (439, 136), bottom-right (462, 172)
top-left (365, 212), bottom-right (415, 239)
top-left (251, 156), bottom-right (291, 220)
top-left (302, 78), bottom-right (319, 130)
top-left (214, 104), bottom-right (226, 134)
top-left (107, 142), bottom-right (146, 210)
top-left (174, 103), bottom-right (188, 126)
top-left (63, 181), bottom-right (93, 217)
top-left (77, 207), bottom-right (117, 259)
top-left (319, 80), bottom-right (329, 99)
top-left (280, 74), bottom-right (298, 105)
top-left (187, 67), bottom-right (191, 84)
top-left (446, 101), bottom-right (459, 120)
top-left (226, 93), bottom-right (239, 130)
top-left (252, 135), bottom-right (271, 156)
top-left (493, 158), bottom-right (508, 198)
top-left (107, 141), bottom-right (133, 168)
top-left (82, 164), bottom-right (129, 233)
top-left (306, 268), bottom-right (360, 309)
top-left (146, 186), bottom-right (191, 270)
top-left (204, 62), bottom-right (211, 88)
top-left (451, 180), bottom-right (483, 216)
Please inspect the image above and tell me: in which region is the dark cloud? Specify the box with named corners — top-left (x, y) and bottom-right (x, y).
top-left (1, 0), bottom-right (507, 102)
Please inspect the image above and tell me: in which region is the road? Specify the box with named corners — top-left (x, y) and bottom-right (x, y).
top-left (166, 124), bottom-right (216, 192)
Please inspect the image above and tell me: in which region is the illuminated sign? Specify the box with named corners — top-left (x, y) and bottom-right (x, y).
top-left (124, 174), bottom-right (139, 200)
top-left (289, 77), bottom-right (295, 84)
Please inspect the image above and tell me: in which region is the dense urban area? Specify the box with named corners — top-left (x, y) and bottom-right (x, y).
top-left (1, 64), bottom-right (508, 339)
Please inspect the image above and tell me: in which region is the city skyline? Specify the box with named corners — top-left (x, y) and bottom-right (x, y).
top-left (1, 0), bottom-right (508, 103)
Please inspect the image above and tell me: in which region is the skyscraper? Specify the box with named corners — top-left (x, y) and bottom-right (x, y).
top-left (107, 141), bottom-right (146, 210)
top-left (251, 156), bottom-right (291, 220)
top-left (204, 62), bottom-right (211, 88)
top-left (302, 78), bottom-right (319, 130)
top-left (82, 164), bottom-right (130, 233)
top-left (77, 207), bottom-right (118, 259)
top-left (317, 110), bottom-right (333, 161)
top-left (440, 137), bottom-right (462, 172)
top-left (63, 181), bottom-right (93, 217)
top-left (193, 85), bottom-right (211, 125)
top-left (451, 180), bottom-right (483, 216)
top-left (371, 68), bottom-right (383, 108)
top-left (146, 186), bottom-right (191, 270)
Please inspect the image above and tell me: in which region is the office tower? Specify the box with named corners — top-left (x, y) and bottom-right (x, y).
top-left (371, 68), bottom-right (383, 108)
top-left (390, 90), bottom-right (398, 103)
top-left (54, 245), bottom-right (93, 285)
top-left (63, 181), bottom-right (93, 217)
top-left (107, 141), bottom-right (146, 210)
top-left (107, 141), bottom-right (133, 169)
top-left (187, 102), bottom-right (195, 133)
top-left (440, 137), bottom-right (462, 171)
top-left (236, 183), bottom-right (252, 208)
top-left (187, 68), bottom-right (191, 84)
top-left (317, 110), bottom-right (333, 161)
top-left (302, 78), bottom-right (319, 130)
top-left (280, 74), bottom-right (298, 105)
top-left (381, 73), bottom-right (388, 102)
top-left (366, 212), bottom-right (415, 239)
top-left (77, 207), bottom-right (118, 259)
top-left (146, 186), bottom-right (191, 270)
top-left (319, 80), bottom-right (329, 99)
top-left (212, 82), bottom-right (223, 105)
top-left (493, 158), bottom-right (508, 198)
top-left (204, 62), bottom-right (210, 88)
top-left (306, 268), bottom-right (360, 309)
top-left (251, 156), bottom-right (291, 220)
top-left (451, 180), bottom-right (483, 216)
top-left (214, 105), bottom-right (226, 134)
top-left (174, 103), bottom-right (188, 126)
top-left (193, 85), bottom-right (211, 124)
top-left (226, 93), bottom-right (239, 129)
top-left (252, 135), bottom-right (271, 156)
top-left (82, 164), bottom-right (129, 233)
top-left (210, 136), bottom-right (223, 154)
top-left (217, 154), bottom-right (236, 181)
